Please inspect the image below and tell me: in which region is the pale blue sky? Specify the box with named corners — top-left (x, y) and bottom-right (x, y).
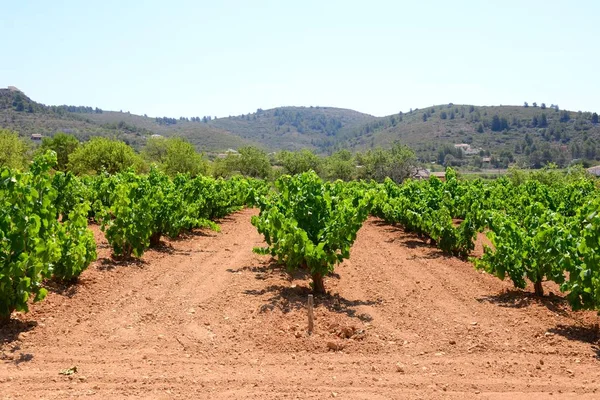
top-left (1, 0), bottom-right (598, 118)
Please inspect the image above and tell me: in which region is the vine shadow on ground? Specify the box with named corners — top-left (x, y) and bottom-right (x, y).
top-left (148, 241), bottom-right (193, 257)
top-left (477, 289), bottom-right (570, 317)
top-left (228, 259), bottom-right (341, 281)
top-left (0, 319), bottom-right (37, 347)
top-left (374, 220), bottom-right (445, 260)
top-left (549, 325), bottom-right (600, 358)
top-left (171, 229), bottom-right (218, 241)
top-left (227, 260), bottom-right (288, 280)
top-left (0, 319), bottom-right (36, 364)
top-left (44, 279), bottom-right (80, 298)
top-left (243, 283), bottom-right (378, 322)
top-left (548, 324), bottom-right (599, 344)
top-left (97, 257), bottom-right (147, 271)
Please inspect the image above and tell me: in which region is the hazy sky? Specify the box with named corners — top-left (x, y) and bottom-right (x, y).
top-left (1, 0), bottom-right (598, 118)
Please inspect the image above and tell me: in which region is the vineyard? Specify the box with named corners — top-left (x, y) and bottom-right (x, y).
top-left (2, 152), bottom-right (600, 398)
top-left (0, 151), bottom-right (269, 322)
top-left (3, 152), bottom-right (600, 320)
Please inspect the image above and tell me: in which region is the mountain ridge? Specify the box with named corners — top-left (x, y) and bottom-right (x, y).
top-left (1, 88), bottom-right (599, 168)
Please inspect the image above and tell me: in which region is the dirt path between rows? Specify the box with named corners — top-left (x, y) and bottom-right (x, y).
top-left (1, 208), bottom-right (600, 399)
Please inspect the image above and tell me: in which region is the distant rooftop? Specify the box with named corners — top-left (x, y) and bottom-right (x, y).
top-left (587, 165), bottom-right (600, 176)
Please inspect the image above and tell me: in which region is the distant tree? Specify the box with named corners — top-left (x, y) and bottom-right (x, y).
top-left (142, 136), bottom-right (169, 162)
top-left (477, 123), bottom-right (484, 133)
top-left (12, 93), bottom-right (25, 112)
top-left (539, 113), bottom-right (548, 128)
top-left (39, 133), bottom-right (79, 171)
top-left (228, 146), bottom-right (272, 179)
top-left (533, 102), bottom-right (538, 107)
top-left (142, 137), bottom-right (208, 176)
top-left (355, 144), bottom-right (416, 183)
top-left (0, 129), bottom-right (29, 170)
top-left (491, 115), bottom-right (502, 131)
top-left (422, 113), bottom-right (428, 122)
top-left (541, 103), bottom-right (547, 109)
top-left (323, 150), bottom-right (355, 181)
top-left (68, 137), bottom-right (146, 175)
top-left (592, 112), bottom-right (599, 124)
top-left (532, 115), bottom-right (539, 127)
top-left (440, 111), bottom-right (447, 120)
top-left (162, 138), bottom-right (206, 176)
top-left (443, 154), bottom-right (456, 167)
top-left (524, 102), bottom-right (529, 108)
top-left (278, 149), bottom-right (321, 175)
top-left (559, 110), bottom-right (570, 122)
top-left (155, 117), bottom-right (177, 125)
top-left (469, 105), bottom-right (475, 113)
top-left (499, 150), bottom-right (515, 164)
top-left (449, 111), bottom-right (455, 120)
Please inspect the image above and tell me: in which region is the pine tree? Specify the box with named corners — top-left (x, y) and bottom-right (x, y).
top-left (491, 115), bottom-right (502, 131)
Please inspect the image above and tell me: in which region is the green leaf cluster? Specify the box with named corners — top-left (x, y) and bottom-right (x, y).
top-left (251, 171), bottom-right (372, 293)
top-left (93, 168), bottom-right (261, 259)
top-left (0, 151), bottom-right (96, 321)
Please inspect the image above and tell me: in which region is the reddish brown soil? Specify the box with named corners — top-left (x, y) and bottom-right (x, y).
top-left (1, 209), bottom-right (600, 399)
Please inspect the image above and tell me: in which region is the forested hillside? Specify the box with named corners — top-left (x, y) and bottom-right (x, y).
top-left (341, 103), bottom-right (600, 168)
top-left (2, 88), bottom-right (599, 168)
top-left (206, 106), bottom-right (375, 150)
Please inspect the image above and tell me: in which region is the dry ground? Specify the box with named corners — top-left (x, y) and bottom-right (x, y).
top-left (1, 208), bottom-right (600, 399)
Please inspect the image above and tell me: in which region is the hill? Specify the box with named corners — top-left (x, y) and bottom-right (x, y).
top-left (0, 89), bottom-right (253, 152)
top-left (2, 88), bottom-right (599, 168)
top-left (206, 106), bottom-right (376, 151)
top-left (0, 88), bottom-right (151, 148)
top-left (81, 106), bottom-right (374, 152)
top-left (339, 104), bottom-right (600, 168)
top-left (80, 110), bottom-right (254, 152)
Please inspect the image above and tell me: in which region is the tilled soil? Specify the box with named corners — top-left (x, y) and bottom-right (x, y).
top-left (1, 208), bottom-right (599, 399)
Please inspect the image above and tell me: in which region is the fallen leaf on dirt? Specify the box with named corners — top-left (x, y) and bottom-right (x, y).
top-left (59, 366), bottom-right (78, 375)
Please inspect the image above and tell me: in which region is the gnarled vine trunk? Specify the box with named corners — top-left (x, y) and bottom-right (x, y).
top-left (534, 278), bottom-right (544, 297)
top-left (0, 310), bottom-right (13, 326)
top-left (150, 232), bottom-right (162, 248)
top-left (312, 272), bottom-right (326, 294)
